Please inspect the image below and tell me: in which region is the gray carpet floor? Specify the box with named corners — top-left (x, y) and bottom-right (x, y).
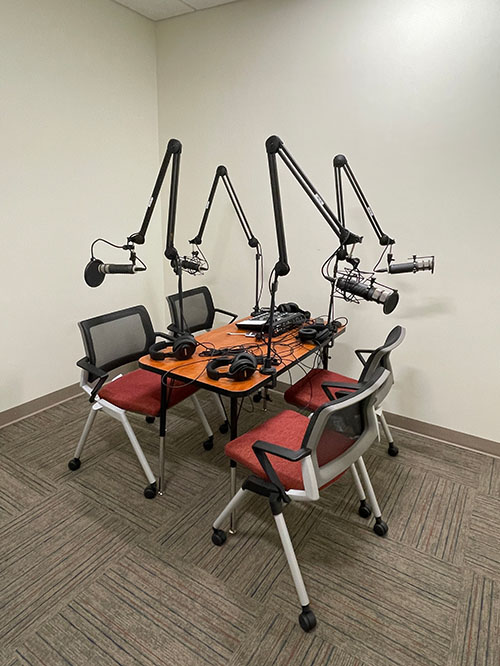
top-left (0, 391), bottom-right (499, 666)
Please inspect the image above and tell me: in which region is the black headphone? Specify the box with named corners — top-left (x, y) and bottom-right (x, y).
top-left (298, 322), bottom-right (332, 345)
top-left (277, 302), bottom-right (311, 318)
top-left (149, 333), bottom-right (197, 361)
top-left (206, 351), bottom-right (258, 381)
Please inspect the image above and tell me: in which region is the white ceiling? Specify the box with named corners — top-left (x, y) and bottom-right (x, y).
top-left (112, 0), bottom-right (242, 21)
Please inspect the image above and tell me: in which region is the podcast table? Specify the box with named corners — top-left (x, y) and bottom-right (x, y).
top-left (139, 318), bottom-right (345, 520)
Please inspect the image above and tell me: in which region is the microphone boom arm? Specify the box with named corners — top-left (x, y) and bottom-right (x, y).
top-left (333, 154), bottom-right (395, 246)
top-left (189, 165), bottom-right (264, 314)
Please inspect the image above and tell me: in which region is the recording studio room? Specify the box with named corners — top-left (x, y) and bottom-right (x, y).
top-left (1, 0), bottom-right (499, 664)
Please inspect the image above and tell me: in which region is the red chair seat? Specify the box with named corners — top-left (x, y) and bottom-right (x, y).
top-left (284, 368), bottom-right (358, 411)
top-left (98, 369), bottom-right (197, 416)
top-left (225, 409), bottom-right (354, 490)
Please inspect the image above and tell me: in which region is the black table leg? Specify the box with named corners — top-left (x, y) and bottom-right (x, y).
top-left (158, 377), bottom-right (167, 495)
top-left (322, 343), bottom-right (330, 370)
top-left (229, 396), bottom-right (238, 533)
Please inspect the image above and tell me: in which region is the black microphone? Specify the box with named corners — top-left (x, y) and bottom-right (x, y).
top-left (84, 259), bottom-right (146, 287)
top-left (178, 254), bottom-right (208, 274)
top-left (337, 275), bottom-right (399, 314)
top-left (377, 256), bottom-right (435, 274)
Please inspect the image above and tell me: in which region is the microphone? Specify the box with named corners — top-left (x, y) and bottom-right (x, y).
top-left (337, 275), bottom-right (399, 314)
top-left (84, 259), bottom-right (146, 287)
top-left (377, 255), bottom-right (435, 275)
top-left (178, 253), bottom-right (208, 275)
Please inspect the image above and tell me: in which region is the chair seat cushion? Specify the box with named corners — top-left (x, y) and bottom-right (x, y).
top-left (98, 369), bottom-right (197, 416)
top-left (284, 368), bottom-right (358, 411)
top-left (225, 410), bottom-right (353, 491)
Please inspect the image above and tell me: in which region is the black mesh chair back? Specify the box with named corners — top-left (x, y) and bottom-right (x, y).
top-left (167, 286), bottom-right (216, 334)
top-left (303, 367), bottom-right (389, 489)
top-left (78, 305), bottom-right (156, 381)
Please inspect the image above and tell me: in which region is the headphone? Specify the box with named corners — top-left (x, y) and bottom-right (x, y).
top-left (206, 351), bottom-right (258, 381)
top-left (276, 302), bottom-right (311, 318)
top-left (149, 333), bottom-right (197, 361)
top-left (298, 322), bottom-right (332, 345)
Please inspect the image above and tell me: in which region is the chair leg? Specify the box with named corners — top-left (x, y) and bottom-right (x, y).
top-left (379, 412), bottom-right (399, 456)
top-left (120, 412), bottom-right (157, 499)
top-left (350, 464), bottom-right (371, 518)
top-left (68, 406), bottom-right (99, 471)
top-left (191, 395), bottom-right (214, 450)
top-left (356, 456), bottom-right (388, 537)
top-left (211, 487), bottom-right (249, 545)
top-left (214, 394), bottom-right (229, 434)
top-left (229, 461), bottom-right (238, 534)
top-left (273, 509), bottom-right (316, 632)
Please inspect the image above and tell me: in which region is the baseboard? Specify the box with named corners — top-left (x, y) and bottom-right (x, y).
top-left (383, 411), bottom-right (499, 457)
top-left (275, 380), bottom-right (499, 458)
top-left (2, 381), bottom-right (499, 458)
top-left (0, 383), bottom-right (81, 429)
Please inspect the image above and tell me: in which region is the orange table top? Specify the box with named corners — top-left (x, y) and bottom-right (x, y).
top-left (139, 319), bottom-right (345, 397)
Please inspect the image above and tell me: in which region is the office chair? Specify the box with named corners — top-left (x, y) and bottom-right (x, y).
top-left (284, 326), bottom-right (406, 456)
top-left (211, 367), bottom-right (391, 632)
top-left (166, 286), bottom-right (238, 438)
top-left (68, 305), bottom-right (216, 498)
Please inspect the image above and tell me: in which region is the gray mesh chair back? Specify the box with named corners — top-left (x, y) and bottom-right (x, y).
top-left (167, 286), bottom-right (216, 334)
top-left (357, 325), bottom-right (405, 406)
top-left (303, 367), bottom-right (390, 489)
top-left (78, 305), bottom-right (156, 382)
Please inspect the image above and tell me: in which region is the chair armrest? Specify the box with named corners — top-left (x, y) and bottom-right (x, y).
top-left (154, 330), bottom-right (175, 341)
top-left (321, 380), bottom-right (357, 400)
top-left (354, 348), bottom-right (373, 366)
top-left (76, 358), bottom-right (108, 403)
top-left (251, 440), bottom-right (311, 503)
top-left (214, 308), bottom-right (238, 323)
top-left (253, 440), bottom-right (311, 462)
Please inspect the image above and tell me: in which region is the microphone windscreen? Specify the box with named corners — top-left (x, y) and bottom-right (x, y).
top-left (84, 259), bottom-right (105, 287)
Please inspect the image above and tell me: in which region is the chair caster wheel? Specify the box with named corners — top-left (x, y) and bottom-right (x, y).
top-left (68, 458), bottom-right (81, 471)
top-left (145, 416), bottom-right (155, 424)
top-left (299, 608), bottom-right (316, 632)
top-left (203, 436), bottom-right (214, 451)
top-left (219, 421), bottom-right (229, 434)
top-left (212, 528), bottom-right (227, 546)
top-left (144, 482), bottom-right (157, 499)
top-left (358, 501), bottom-right (371, 518)
top-left (373, 519), bottom-right (388, 537)
top-left (253, 392), bottom-right (262, 403)
top-left (388, 443), bottom-right (399, 456)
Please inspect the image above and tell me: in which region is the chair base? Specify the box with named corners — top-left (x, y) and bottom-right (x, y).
top-left (387, 442), bottom-right (399, 456)
top-left (219, 420), bottom-right (229, 434)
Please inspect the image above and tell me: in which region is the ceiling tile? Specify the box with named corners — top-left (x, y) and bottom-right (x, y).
top-left (113, 0), bottom-right (194, 21)
top-left (182, 0), bottom-right (239, 9)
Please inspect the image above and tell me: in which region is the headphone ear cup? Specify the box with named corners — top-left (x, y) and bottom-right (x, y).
top-left (172, 334), bottom-right (196, 360)
top-left (228, 352), bottom-right (257, 381)
top-left (298, 327), bottom-right (318, 342)
top-left (149, 341), bottom-right (170, 360)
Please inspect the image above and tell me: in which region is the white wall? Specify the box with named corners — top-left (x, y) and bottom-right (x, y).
top-left (155, 0), bottom-right (500, 443)
top-left (1, 0), bottom-right (164, 412)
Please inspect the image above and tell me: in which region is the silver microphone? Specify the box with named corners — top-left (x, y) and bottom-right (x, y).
top-left (337, 275), bottom-right (399, 314)
top-left (377, 255), bottom-right (435, 274)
